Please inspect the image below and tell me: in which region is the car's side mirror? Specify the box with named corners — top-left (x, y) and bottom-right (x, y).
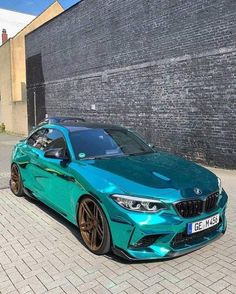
top-left (44, 148), bottom-right (70, 161)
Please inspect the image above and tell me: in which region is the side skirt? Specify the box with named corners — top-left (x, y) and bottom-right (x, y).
top-left (23, 187), bottom-right (39, 200)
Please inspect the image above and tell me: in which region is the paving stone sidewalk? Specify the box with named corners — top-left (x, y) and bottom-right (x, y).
top-left (0, 134), bottom-right (236, 293)
top-left (0, 133), bottom-right (23, 189)
top-left (0, 172), bottom-right (10, 190)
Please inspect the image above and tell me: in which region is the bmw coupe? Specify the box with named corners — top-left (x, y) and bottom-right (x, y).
top-left (10, 121), bottom-right (228, 260)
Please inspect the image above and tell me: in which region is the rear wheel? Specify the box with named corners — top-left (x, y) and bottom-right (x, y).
top-left (78, 196), bottom-right (111, 255)
top-left (10, 164), bottom-right (25, 197)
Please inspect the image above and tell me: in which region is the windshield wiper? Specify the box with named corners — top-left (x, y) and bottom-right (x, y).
top-left (81, 154), bottom-right (124, 160)
top-left (127, 151), bottom-right (154, 156)
top-left (81, 156), bottom-right (109, 160)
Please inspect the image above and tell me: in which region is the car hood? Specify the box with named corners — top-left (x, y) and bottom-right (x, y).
top-left (76, 151), bottom-right (218, 201)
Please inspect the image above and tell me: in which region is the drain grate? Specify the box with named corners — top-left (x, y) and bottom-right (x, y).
top-left (0, 172), bottom-right (10, 190)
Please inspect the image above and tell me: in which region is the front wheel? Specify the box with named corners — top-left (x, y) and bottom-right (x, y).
top-left (78, 196), bottom-right (111, 255)
top-left (10, 164), bottom-right (25, 197)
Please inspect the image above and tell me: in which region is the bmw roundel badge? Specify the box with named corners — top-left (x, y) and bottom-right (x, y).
top-left (194, 187), bottom-right (202, 195)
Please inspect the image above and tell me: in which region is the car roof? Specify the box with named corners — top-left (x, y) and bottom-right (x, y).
top-left (39, 116), bottom-right (85, 124)
top-left (49, 121), bottom-right (127, 132)
top-left (48, 116), bottom-right (85, 121)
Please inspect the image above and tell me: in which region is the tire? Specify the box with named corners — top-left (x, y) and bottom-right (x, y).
top-left (10, 164), bottom-right (25, 197)
top-left (78, 196), bottom-right (111, 255)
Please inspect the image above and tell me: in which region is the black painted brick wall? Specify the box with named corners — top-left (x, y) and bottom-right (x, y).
top-left (26, 0), bottom-right (236, 168)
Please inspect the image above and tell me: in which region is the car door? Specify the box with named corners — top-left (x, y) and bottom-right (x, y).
top-left (20, 128), bottom-right (51, 199)
top-left (38, 128), bottom-right (79, 218)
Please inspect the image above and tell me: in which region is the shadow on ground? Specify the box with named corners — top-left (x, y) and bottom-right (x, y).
top-left (22, 194), bottom-right (167, 265)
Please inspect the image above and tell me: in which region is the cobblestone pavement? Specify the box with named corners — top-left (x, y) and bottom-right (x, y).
top-left (0, 134), bottom-right (236, 293)
top-left (0, 172), bottom-right (10, 190)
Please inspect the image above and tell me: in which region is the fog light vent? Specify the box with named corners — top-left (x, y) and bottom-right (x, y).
top-left (130, 234), bottom-right (163, 249)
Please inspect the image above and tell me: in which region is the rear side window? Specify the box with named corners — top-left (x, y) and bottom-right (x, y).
top-left (27, 129), bottom-right (46, 149)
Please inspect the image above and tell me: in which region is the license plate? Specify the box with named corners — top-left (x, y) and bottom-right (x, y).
top-left (187, 214), bottom-right (220, 235)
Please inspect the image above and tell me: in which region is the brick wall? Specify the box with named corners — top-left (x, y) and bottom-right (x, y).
top-left (26, 0), bottom-right (236, 168)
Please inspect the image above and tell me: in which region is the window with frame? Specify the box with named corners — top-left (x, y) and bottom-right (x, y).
top-left (27, 128), bottom-right (46, 149)
top-left (44, 129), bottom-right (67, 156)
top-left (27, 128), bottom-right (69, 157)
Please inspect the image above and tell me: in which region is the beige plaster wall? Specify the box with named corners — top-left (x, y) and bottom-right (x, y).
top-left (0, 40), bottom-right (13, 131)
top-left (0, 1), bottom-right (64, 135)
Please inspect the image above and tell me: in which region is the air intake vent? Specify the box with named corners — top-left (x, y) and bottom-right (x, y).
top-left (172, 218), bottom-right (222, 248)
top-left (130, 234), bottom-right (164, 249)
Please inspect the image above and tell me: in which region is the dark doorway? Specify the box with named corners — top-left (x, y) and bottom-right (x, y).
top-left (26, 53), bottom-right (46, 131)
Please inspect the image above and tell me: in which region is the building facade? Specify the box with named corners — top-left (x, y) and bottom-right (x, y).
top-left (0, 1), bottom-right (64, 135)
top-left (25, 0), bottom-right (236, 168)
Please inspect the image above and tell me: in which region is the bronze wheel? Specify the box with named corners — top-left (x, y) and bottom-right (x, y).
top-left (10, 164), bottom-right (24, 197)
top-left (78, 197), bottom-right (111, 254)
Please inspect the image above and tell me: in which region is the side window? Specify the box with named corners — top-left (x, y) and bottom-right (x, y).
top-left (27, 129), bottom-right (46, 149)
top-left (27, 128), bottom-right (68, 156)
top-left (44, 129), bottom-right (68, 156)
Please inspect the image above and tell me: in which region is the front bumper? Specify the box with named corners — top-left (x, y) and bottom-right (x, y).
top-left (107, 190), bottom-right (228, 260)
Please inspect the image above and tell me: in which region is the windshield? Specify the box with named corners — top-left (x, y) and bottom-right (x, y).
top-left (70, 128), bottom-right (154, 159)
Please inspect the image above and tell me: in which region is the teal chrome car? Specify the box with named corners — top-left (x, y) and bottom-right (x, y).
top-left (10, 121), bottom-right (228, 260)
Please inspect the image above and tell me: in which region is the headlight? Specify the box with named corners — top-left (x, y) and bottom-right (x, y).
top-left (111, 194), bottom-right (166, 213)
top-left (218, 177), bottom-right (222, 194)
